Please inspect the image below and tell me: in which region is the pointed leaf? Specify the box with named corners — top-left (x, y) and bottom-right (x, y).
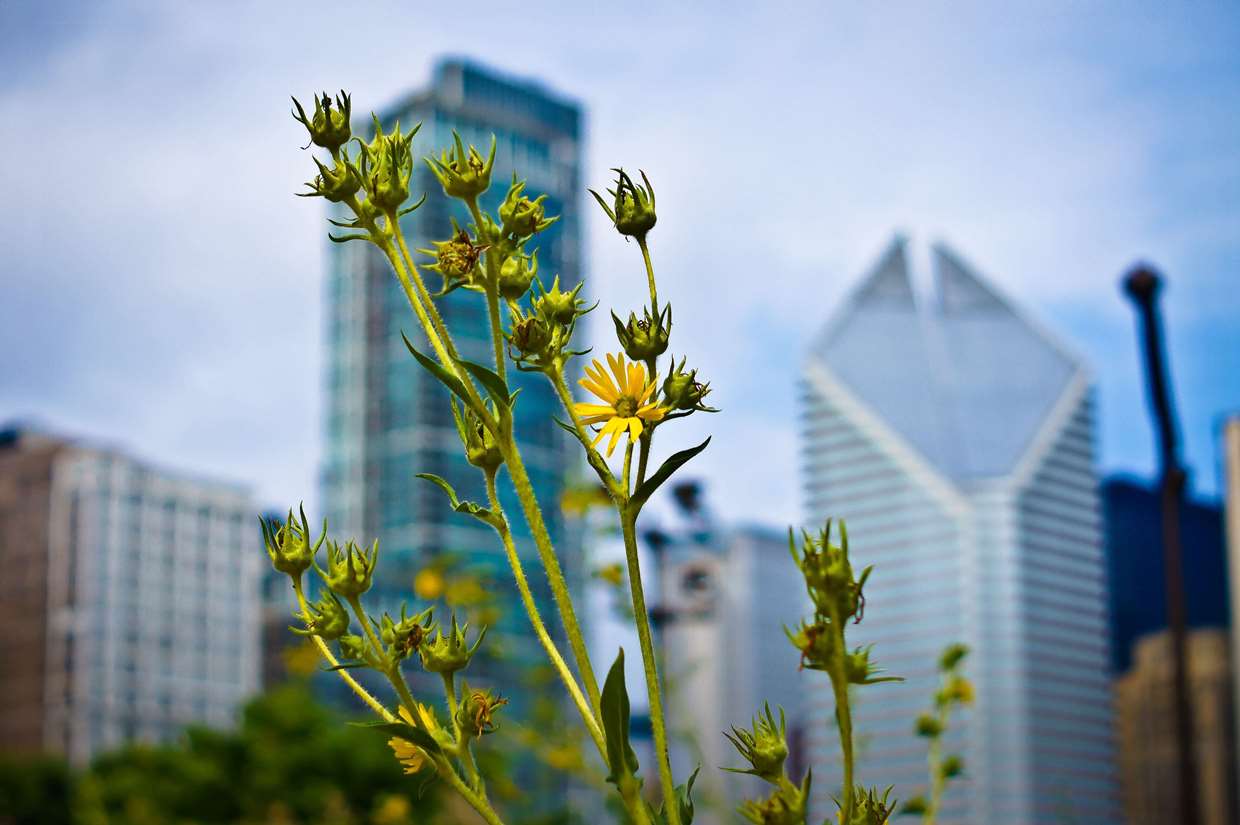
top-left (414, 473), bottom-right (498, 527)
top-left (601, 648), bottom-right (640, 787)
top-left (401, 333), bottom-right (471, 406)
top-left (632, 437), bottom-right (711, 507)
top-left (458, 359), bottom-right (511, 408)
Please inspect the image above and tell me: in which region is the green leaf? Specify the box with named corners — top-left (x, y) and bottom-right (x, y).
top-left (601, 648), bottom-right (640, 788)
top-left (458, 359), bottom-right (511, 408)
top-left (351, 720), bottom-right (442, 756)
top-left (401, 332), bottom-right (471, 406)
top-left (631, 437), bottom-right (711, 507)
top-left (654, 766), bottom-right (700, 825)
top-left (414, 473), bottom-right (498, 527)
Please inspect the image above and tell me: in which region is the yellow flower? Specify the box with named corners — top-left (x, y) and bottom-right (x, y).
top-left (387, 704), bottom-right (439, 775)
top-left (413, 568), bottom-right (445, 601)
top-left (573, 353), bottom-right (668, 456)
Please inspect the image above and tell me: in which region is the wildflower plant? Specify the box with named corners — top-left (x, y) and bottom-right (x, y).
top-left (899, 645), bottom-right (973, 823)
top-left (276, 88), bottom-right (933, 825)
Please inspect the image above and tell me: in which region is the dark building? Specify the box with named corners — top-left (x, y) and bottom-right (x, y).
top-left (1102, 474), bottom-right (1230, 673)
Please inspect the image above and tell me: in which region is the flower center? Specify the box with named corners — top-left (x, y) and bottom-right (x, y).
top-left (614, 396), bottom-right (637, 418)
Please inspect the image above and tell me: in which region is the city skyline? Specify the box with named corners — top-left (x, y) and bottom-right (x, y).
top-left (3, 3), bottom-right (1239, 530)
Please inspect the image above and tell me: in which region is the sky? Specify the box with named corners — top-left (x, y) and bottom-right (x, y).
top-left (2, 0), bottom-right (1239, 531)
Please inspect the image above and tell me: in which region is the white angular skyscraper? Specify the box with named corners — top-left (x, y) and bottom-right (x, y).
top-left (799, 239), bottom-right (1118, 823)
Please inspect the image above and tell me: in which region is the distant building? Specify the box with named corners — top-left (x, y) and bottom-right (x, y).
top-left (650, 484), bottom-right (812, 822)
top-left (1102, 475), bottom-right (1229, 673)
top-left (0, 426), bottom-right (260, 764)
top-left (1114, 628), bottom-right (1237, 825)
top-left (1224, 415), bottom-right (1240, 794)
top-left (800, 239), bottom-right (1119, 823)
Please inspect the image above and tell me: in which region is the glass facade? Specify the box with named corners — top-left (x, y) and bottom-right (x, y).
top-left (322, 60), bottom-right (584, 709)
top-left (800, 240), bottom-right (1119, 823)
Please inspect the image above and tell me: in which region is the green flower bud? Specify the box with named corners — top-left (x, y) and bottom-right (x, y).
top-left (339, 634), bottom-right (368, 662)
top-left (317, 538), bottom-right (379, 599)
top-left (738, 773), bottom-right (810, 825)
top-left (451, 398), bottom-right (503, 471)
top-left (295, 589), bottom-right (350, 641)
top-left (426, 132), bottom-right (496, 200)
top-left (844, 786), bottom-right (896, 825)
top-left (915, 713), bottom-right (943, 738)
top-left (939, 643), bottom-right (969, 672)
top-left (843, 645), bottom-right (901, 685)
top-left (533, 275), bottom-right (589, 325)
top-left (662, 356), bottom-right (717, 413)
top-left (612, 304), bottom-right (670, 361)
top-left (380, 605), bottom-right (434, 662)
top-left (508, 312), bottom-right (552, 360)
top-left (291, 91), bottom-right (352, 153)
top-left (941, 754), bottom-right (964, 779)
top-left (454, 680), bottom-right (508, 738)
top-left (724, 704), bottom-right (788, 784)
top-left (590, 168), bottom-right (656, 240)
top-left (790, 520), bottom-right (870, 622)
top-left (498, 249), bottom-right (538, 300)
top-left (261, 508), bottom-right (325, 578)
top-left (419, 612), bottom-right (486, 675)
top-left (900, 796), bottom-right (928, 816)
top-left (357, 115), bottom-right (419, 213)
top-left (299, 154), bottom-right (363, 203)
top-left (785, 618), bottom-right (835, 672)
top-left (421, 221), bottom-right (487, 294)
top-left (498, 176), bottom-right (557, 237)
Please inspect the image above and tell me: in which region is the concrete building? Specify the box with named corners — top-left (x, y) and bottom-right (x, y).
top-left (650, 487), bottom-right (813, 822)
top-left (799, 239), bottom-right (1119, 822)
top-left (0, 426), bottom-right (260, 763)
top-left (1114, 628), bottom-right (1237, 825)
top-left (1224, 415), bottom-right (1240, 796)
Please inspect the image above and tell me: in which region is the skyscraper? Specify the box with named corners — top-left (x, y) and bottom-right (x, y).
top-left (0, 426), bottom-right (260, 763)
top-left (799, 239), bottom-right (1118, 823)
top-left (321, 60), bottom-right (583, 701)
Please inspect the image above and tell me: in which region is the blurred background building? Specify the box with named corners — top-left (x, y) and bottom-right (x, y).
top-left (0, 425), bottom-right (260, 765)
top-left (799, 239), bottom-right (1119, 823)
top-left (646, 482), bottom-right (812, 823)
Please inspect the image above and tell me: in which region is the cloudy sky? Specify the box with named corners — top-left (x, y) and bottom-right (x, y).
top-left (2, 1), bottom-right (1238, 529)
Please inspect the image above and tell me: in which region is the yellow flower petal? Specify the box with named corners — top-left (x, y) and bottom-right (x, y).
top-left (628, 418), bottom-right (643, 440)
top-left (573, 403), bottom-right (617, 417)
top-left (607, 353), bottom-right (628, 391)
top-left (579, 376), bottom-right (619, 405)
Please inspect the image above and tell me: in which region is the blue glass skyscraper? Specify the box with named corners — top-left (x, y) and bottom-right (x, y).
top-left (800, 239), bottom-right (1119, 823)
top-left (321, 60), bottom-right (583, 705)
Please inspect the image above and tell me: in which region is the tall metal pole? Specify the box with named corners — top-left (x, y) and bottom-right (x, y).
top-left (1122, 264), bottom-right (1199, 825)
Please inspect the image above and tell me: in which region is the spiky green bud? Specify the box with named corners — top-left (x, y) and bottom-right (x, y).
top-left (291, 91), bottom-right (352, 153)
top-left (426, 132), bottom-right (496, 200)
top-left (590, 168), bottom-right (656, 240)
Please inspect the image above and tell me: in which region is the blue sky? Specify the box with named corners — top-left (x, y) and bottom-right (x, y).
top-left (2, 1), bottom-right (1238, 528)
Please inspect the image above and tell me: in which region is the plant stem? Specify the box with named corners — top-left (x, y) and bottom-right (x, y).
top-left (925, 705), bottom-right (950, 824)
top-left (437, 756), bottom-right (507, 825)
top-left (620, 506), bottom-right (680, 825)
top-left (828, 636), bottom-right (856, 823)
top-left (549, 367), bottom-right (621, 497)
top-left (388, 211), bottom-right (463, 365)
top-left (501, 441), bottom-right (603, 720)
top-left (291, 579), bottom-right (394, 722)
top-left (637, 236), bottom-right (658, 313)
top-left (484, 472), bottom-right (606, 755)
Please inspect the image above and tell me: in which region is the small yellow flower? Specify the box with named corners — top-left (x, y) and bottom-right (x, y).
top-left (387, 705), bottom-right (437, 775)
top-left (573, 353), bottom-right (668, 456)
top-left (413, 568), bottom-right (445, 601)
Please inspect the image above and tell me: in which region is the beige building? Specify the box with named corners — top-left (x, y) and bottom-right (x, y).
top-left (0, 426), bottom-right (260, 762)
top-left (1224, 415), bottom-right (1240, 796)
top-left (1115, 628), bottom-right (1238, 825)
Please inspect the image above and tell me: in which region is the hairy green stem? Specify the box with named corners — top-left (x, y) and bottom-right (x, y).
top-left (549, 367), bottom-right (621, 497)
top-left (291, 579), bottom-right (394, 722)
top-left (827, 620), bottom-right (856, 822)
top-left (388, 216), bottom-right (464, 362)
top-left (501, 441), bottom-right (603, 719)
top-left (637, 236), bottom-right (658, 314)
top-left (438, 756), bottom-right (507, 825)
top-left (925, 705), bottom-right (951, 824)
top-left (620, 502), bottom-right (680, 825)
top-left (483, 472), bottom-right (607, 755)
